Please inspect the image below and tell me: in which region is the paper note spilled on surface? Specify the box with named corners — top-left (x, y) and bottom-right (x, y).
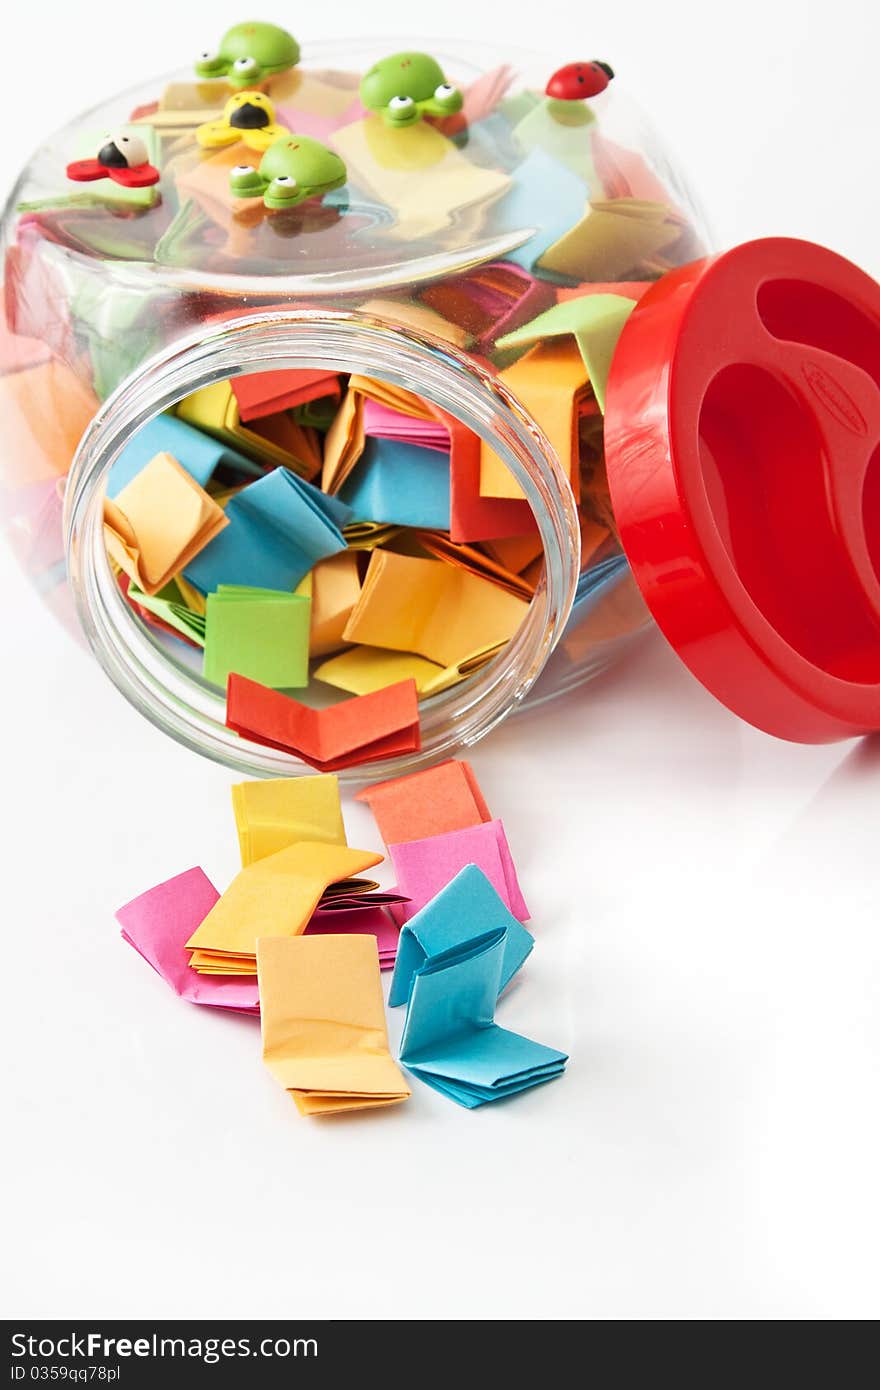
top-left (231, 774), bottom-right (347, 865)
top-left (398, 928), bottom-right (566, 1107)
top-left (116, 867), bottom-right (259, 1014)
top-left (356, 758), bottom-right (491, 846)
top-left (257, 935), bottom-right (411, 1115)
top-left (185, 841), bottom-right (384, 973)
top-left (389, 864), bottom-right (533, 1007)
top-left (388, 819), bottom-right (529, 921)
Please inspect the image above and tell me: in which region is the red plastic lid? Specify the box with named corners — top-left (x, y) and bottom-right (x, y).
top-left (604, 237), bottom-right (880, 743)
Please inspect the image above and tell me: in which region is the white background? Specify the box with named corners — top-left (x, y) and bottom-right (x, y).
top-left (2, 0), bottom-right (879, 1321)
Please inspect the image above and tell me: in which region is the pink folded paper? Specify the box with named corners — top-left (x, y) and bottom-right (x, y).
top-left (275, 96), bottom-right (363, 142)
top-left (116, 867), bottom-right (260, 1015)
top-left (387, 819), bottom-right (530, 922)
top-left (362, 399), bottom-right (450, 452)
top-left (306, 905), bottom-right (400, 969)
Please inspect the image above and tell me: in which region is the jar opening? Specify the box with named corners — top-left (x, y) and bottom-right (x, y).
top-left (65, 308), bottom-right (581, 780)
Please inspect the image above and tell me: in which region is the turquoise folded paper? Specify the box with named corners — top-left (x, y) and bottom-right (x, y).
top-left (389, 864), bottom-right (533, 1007)
top-left (107, 412), bottom-right (262, 498)
top-left (184, 467), bottom-right (352, 593)
top-left (339, 437), bottom-right (451, 530)
top-left (398, 927), bottom-right (567, 1108)
top-left (492, 149), bottom-right (588, 272)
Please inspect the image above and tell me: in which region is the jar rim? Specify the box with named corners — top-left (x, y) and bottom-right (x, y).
top-left (64, 308), bottom-right (581, 781)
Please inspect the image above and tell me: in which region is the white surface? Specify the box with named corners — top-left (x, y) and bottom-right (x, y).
top-left (3, 0), bottom-right (880, 1321)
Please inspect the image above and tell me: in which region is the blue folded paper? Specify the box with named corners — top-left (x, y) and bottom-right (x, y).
top-left (398, 926), bottom-right (567, 1108)
top-left (389, 864), bottom-right (533, 1007)
top-left (339, 437), bottom-right (451, 531)
top-left (492, 148), bottom-right (588, 272)
top-left (183, 467), bottom-right (352, 594)
top-left (107, 413), bottom-right (263, 498)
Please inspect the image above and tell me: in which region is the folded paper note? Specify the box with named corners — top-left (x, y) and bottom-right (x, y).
top-left (389, 819), bottom-right (529, 921)
top-left (399, 928), bottom-right (566, 1107)
top-left (116, 867), bottom-right (259, 1014)
top-left (183, 467), bottom-right (350, 593)
top-left (362, 400), bottom-right (449, 451)
top-left (490, 147), bottom-right (588, 272)
top-left (314, 646), bottom-right (447, 698)
top-left (226, 674), bottom-right (421, 771)
top-left (389, 864), bottom-right (533, 1007)
top-left (176, 378), bottom-right (322, 478)
top-left (257, 934), bottom-right (410, 1115)
top-left (104, 452), bottom-right (228, 596)
top-left (107, 411), bottom-right (261, 498)
top-left (497, 294), bottom-right (637, 414)
top-left (306, 905), bottom-right (399, 970)
top-left (231, 775), bottom-right (346, 866)
top-left (296, 551), bottom-right (361, 658)
top-left (203, 586), bottom-right (310, 689)
top-left (513, 98), bottom-right (599, 185)
top-left (420, 261), bottom-right (555, 351)
top-left (357, 758), bottom-right (491, 846)
top-left (230, 368), bottom-right (340, 422)
top-left (331, 116), bottom-right (508, 242)
top-left (185, 841), bottom-right (384, 970)
top-left (342, 550), bottom-right (528, 669)
top-left (537, 198), bottom-right (683, 283)
top-left (479, 340), bottom-right (589, 500)
top-left (127, 578), bottom-right (207, 646)
top-left (415, 531), bottom-right (534, 599)
top-left (339, 436), bottom-right (451, 530)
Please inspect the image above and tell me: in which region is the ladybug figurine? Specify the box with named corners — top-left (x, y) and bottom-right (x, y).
top-left (545, 61), bottom-right (615, 101)
top-left (67, 130), bottom-right (160, 187)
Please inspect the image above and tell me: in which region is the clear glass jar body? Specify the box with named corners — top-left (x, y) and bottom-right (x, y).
top-left (0, 38), bottom-right (711, 778)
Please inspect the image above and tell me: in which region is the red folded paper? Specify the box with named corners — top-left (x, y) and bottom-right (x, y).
top-left (226, 674), bottom-right (421, 771)
top-left (230, 369), bottom-right (341, 422)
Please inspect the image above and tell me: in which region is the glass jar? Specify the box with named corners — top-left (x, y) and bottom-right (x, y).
top-left (0, 36), bottom-right (721, 777)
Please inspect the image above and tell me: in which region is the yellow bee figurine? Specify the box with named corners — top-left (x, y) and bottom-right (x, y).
top-left (196, 91), bottom-right (288, 152)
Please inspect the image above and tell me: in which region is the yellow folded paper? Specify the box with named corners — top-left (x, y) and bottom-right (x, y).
top-left (480, 340), bottom-right (589, 500)
top-left (331, 116), bottom-right (508, 242)
top-left (232, 775), bottom-right (347, 866)
top-left (315, 646), bottom-right (447, 696)
top-left (257, 935), bottom-right (411, 1116)
top-left (103, 452), bottom-right (228, 596)
top-left (186, 841), bottom-right (383, 968)
top-left (295, 551), bottom-right (362, 657)
top-left (538, 198), bottom-right (683, 282)
top-left (342, 550), bottom-right (529, 669)
top-left (176, 380), bottom-right (320, 478)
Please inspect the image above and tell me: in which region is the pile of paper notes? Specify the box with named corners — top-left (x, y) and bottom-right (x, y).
top-left (116, 758), bottom-right (567, 1115)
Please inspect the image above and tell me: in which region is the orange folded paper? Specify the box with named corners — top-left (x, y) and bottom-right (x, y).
top-left (480, 340), bottom-right (590, 501)
top-left (0, 359), bottom-right (98, 490)
top-left (185, 840), bottom-right (384, 969)
top-left (342, 550), bottom-right (529, 668)
top-left (356, 758), bottom-right (492, 846)
top-left (103, 452), bottom-right (228, 595)
top-left (226, 674), bottom-right (421, 771)
top-left (257, 935), bottom-right (410, 1115)
top-left (414, 531), bottom-right (536, 600)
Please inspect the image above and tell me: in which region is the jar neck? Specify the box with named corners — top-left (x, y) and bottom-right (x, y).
top-left (64, 309), bottom-right (581, 781)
